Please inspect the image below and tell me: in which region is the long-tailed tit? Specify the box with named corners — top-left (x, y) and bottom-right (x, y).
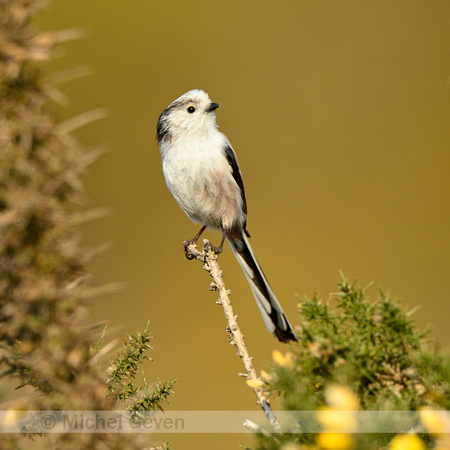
top-left (157, 89), bottom-right (297, 342)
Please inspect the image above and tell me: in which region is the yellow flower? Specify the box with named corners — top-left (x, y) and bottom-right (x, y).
top-left (3, 406), bottom-right (27, 427)
top-left (325, 385), bottom-right (360, 411)
top-left (272, 349), bottom-right (287, 366)
top-left (316, 432), bottom-right (354, 450)
top-left (316, 406), bottom-right (358, 432)
top-left (246, 378), bottom-right (265, 389)
top-left (309, 381), bottom-right (322, 393)
top-left (388, 434), bottom-right (425, 450)
top-left (285, 352), bottom-right (296, 369)
top-left (419, 407), bottom-right (450, 436)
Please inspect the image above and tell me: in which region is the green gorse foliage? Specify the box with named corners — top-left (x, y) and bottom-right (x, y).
top-left (252, 273), bottom-right (449, 449)
top-left (107, 322), bottom-right (176, 414)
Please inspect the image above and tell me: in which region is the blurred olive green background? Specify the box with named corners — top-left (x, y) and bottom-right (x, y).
top-left (36, 1), bottom-right (449, 448)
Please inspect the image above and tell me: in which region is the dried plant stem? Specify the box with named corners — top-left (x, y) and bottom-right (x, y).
top-left (186, 240), bottom-right (281, 432)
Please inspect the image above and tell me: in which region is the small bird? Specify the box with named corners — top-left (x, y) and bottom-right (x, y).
top-left (157, 89), bottom-right (297, 342)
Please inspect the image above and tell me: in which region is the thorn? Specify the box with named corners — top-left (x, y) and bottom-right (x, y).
top-left (56, 108), bottom-right (108, 134)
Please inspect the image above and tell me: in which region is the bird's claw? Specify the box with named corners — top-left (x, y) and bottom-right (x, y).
top-left (204, 241), bottom-right (223, 255)
top-left (183, 239), bottom-right (197, 260)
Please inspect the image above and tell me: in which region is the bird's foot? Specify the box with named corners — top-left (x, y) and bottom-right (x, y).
top-left (204, 240), bottom-right (223, 255)
top-left (182, 239), bottom-right (197, 260)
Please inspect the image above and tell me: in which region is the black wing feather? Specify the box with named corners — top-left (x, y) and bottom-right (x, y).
top-left (224, 145), bottom-right (250, 236)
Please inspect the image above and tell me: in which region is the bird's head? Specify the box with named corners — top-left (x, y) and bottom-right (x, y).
top-left (157, 89), bottom-right (220, 143)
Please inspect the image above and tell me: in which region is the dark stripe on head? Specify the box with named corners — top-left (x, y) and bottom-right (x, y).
top-left (157, 98), bottom-right (193, 142)
top-left (156, 110), bottom-right (171, 142)
top-left (156, 102), bottom-right (176, 142)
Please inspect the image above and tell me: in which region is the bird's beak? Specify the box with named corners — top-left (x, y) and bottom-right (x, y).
top-left (207, 102), bottom-right (220, 112)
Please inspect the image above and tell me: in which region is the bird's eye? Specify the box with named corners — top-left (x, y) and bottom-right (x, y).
top-left (187, 106), bottom-right (196, 114)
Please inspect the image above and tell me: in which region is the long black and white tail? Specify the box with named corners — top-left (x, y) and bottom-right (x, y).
top-left (228, 230), bottom-right (297, 342)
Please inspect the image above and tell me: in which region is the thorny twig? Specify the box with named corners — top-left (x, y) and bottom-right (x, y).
top-left (185, 239), bottom-right (281, 432)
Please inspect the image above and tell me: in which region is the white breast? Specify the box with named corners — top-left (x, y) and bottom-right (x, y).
top-left (161, 132), bottom-right (244, 230)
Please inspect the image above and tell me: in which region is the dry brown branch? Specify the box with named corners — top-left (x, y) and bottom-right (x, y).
top-left (185, 240), bottom-right (281, 432)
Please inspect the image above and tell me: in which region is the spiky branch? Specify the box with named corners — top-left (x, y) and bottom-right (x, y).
top-left (185, 240), bottom-right (281, 432)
